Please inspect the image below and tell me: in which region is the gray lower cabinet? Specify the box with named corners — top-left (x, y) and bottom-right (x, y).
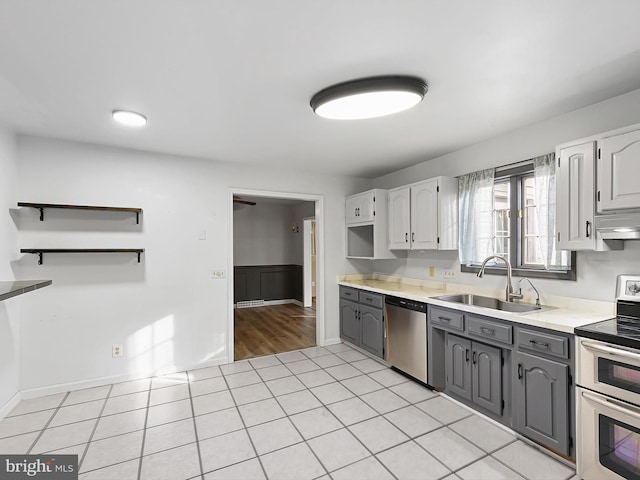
top-left (472, 341), bottom-right (503, 416)
top-left (445, 334), bottom-right (472, 400)
top-left (340, 299), bottom-right (359, 345)
top-left (513, 351), bottom-right (570, 455)
top-left (339, 286), bottom-right (385, 358)
top-left (445, 333), bottom-right (503, 416)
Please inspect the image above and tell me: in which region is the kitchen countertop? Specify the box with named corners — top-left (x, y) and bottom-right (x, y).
top-left (0, 280), bottom-right (52, 302)
top-left (338, 275), bottom-right (614, 334)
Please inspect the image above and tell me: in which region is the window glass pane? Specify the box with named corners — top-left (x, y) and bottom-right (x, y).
top-left (522, 175), bottom-right (544, 267)
top-left (493, 180), bottom-right (510, 264)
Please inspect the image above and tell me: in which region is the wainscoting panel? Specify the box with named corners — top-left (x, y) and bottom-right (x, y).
top-left (234, 264), bottom-right (303, 303)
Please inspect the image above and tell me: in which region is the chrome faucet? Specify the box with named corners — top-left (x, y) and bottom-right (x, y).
top-left (518, 277), bottom-right (541, 306)
top-left (476, 255), bottom-right (523, 303)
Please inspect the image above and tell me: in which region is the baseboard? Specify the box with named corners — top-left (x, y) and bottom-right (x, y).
top-left (322, 337), bottom-right (342, 346)
top-left (20, 356), bottom-right (230, 400)
top-left (234, 299), bottom-right (302, 309)
top-left (0, 391), bottom-right (22, 420)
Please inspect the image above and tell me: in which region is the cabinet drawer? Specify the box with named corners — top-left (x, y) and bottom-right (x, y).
top-left (340, 287), bottom-right (359, 301)
top-left (468, 317), bottom-right (512, 345)
top-left (430, 306), bottom-right (464, 331)
top-left (517, 328), bottom-right (569, 359)
top-left (359, 291), bottom-right (384, 309)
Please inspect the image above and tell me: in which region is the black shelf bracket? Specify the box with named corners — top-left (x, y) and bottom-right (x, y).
top-left (37, 252), bottom-right (43, 265)
top-left (39, 208), bottom-right (44, 221)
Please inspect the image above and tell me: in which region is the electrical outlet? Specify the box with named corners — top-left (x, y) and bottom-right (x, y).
top-left (443, 269), bottom-right (456, 280)
top-left (112, 344), bottom-right (123, 358)
top-left (211, 269), bottom-right (226, 279)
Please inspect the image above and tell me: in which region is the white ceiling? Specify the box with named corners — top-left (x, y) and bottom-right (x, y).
top-left (2, 1), bottom-right (640, 178)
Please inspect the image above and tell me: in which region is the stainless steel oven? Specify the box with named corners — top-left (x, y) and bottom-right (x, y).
top-left (576, 275), bottom-right (640, 480)
top-left (578, 339), bottom-right (640, 480)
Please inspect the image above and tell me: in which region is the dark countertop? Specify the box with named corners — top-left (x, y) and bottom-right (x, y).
top-left (0, 280), bottom-right (52, 302)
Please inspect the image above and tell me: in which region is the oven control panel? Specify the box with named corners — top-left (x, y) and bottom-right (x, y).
top-left (617, 274), bottom-right (640, 301)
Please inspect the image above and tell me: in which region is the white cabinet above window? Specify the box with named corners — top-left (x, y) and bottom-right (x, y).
top-left (388, 176), bottom-right (458, 251)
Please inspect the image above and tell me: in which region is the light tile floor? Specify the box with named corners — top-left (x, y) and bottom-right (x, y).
top-left (0, 343), bottom-right (578, 480)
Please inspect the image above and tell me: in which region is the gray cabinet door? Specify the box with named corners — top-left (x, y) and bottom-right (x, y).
top-left (514, 351), bottom-right (569, 455)
top-left (340, 299), bottom-right (359, 345)
top-left (359, 304), bottom-right (384, 358)
top-left (445, 334), bottom-right (472, 401)
top-left (472, 341), bottom-right (502, 416)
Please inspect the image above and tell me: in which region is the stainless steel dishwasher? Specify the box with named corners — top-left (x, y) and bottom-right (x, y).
top-left (385, 296), bottom-right (428, 383)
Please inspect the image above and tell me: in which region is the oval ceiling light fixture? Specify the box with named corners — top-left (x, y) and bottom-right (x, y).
top-left (112, 110), bottom-right (147, 127)
top-left (310, 75), bottom-right (428, 120)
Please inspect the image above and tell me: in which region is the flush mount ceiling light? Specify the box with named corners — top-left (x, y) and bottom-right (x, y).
top-left (112, 110), bottom-right (147, 127)
top-left (310, 75), bottom-right (428, 120)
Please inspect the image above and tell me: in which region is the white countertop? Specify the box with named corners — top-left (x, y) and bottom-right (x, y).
top-left (338, 275), bottom-right (615, 334)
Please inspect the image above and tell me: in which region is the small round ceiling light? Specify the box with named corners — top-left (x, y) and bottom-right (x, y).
top-left (310, 75), bottom-right (428, 120)
top-left (112, 110), bottom-right (147, 127)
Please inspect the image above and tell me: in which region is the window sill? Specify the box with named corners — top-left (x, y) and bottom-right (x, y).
top-left (460, 261), bottom-right (576, 281)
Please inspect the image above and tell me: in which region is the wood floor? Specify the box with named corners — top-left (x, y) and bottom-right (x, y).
top-left (234, 302), bottom-right (316, 360)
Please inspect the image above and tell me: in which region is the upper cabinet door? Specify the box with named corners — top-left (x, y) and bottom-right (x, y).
top-left (345, 196), bottom-right (360, 224)
top-left (358, 192), bottom-right (376, 223)
top-left (388, 187), bottom-right (411, 250)
top-left (411, 179), bottom-right (439, 250)
top-left (556, 141), bottom-right (596, 250)
top-left (598, 128), bottom-right (640, 212)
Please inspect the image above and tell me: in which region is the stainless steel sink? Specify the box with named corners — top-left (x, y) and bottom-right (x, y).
top-left (434, 293), bottom-right (550, 314)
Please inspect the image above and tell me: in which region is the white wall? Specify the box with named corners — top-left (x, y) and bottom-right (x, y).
top-left (15, 136), bottom-right (370, 394)
top-left (372, 88), bottom-right (640, 302)
top-left (0, 126), bottom-right (21, 410)
top-left (233, 202), bottom-right (300, 266)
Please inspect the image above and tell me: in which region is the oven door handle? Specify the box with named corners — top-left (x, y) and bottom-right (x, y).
top-left (581, 339), bottom-right (640, 363)
top-left (582, 390), bottom-right (640, 420)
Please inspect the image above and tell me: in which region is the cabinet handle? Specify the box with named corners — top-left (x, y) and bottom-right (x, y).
top-left (365, 297), bottom-right (373, 302)
top-left (480, 327), bottom-right (495, 336)
top-left (529, 339), bottom-right (550, 348)
top-left (472, 351), bottom-right (477, 365)
top-left (437, 316), bottom-right (451, 322)
top-left (465, 348), bottom-right (470, 362)
top-left (412, 232), bottom-right (415, 242)
top-left (518, 363), bottom-right (523, 379)
top-left (405, 232), bottom-right (408, 243)
top-left (586, 220), bottom-right (591, 238)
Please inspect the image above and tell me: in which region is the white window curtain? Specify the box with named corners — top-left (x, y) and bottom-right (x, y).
top-left (533, 153), bottom-right (569, 269)
top-left (459, 168), bottom-right (495, 266)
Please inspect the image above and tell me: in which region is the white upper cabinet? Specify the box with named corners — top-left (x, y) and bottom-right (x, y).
top-left (388, 176), bottom-right (458, 251)
top-left (556, 141), bottom-right (596, 250)
top-left (598, 126), bottom-right (640, 212)
top-left (345, 189), bottom-right (395, 259)
top-left (411, 179), bottom-right (439, 250)
top-left (388, 187), bottom-right (411, 249)
top-left (345, 190), bottom-right (376, 224)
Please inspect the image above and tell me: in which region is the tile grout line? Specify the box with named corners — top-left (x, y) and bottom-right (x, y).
top-left (77, 385), bottom-right (113, 470)
top-left (215, 360), bottom-right (271, 480)
top-left (135, 383), bottom-right (153, 480)
top-left (185, 371), bottom-right (205, 480)
top-left (26, 391), bottom-right (70, 454)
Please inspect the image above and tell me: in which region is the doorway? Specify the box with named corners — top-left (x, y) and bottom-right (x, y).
top-left (228, 189), bottom-right (324, 362)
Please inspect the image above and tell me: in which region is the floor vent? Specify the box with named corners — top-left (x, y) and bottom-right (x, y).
top-left (237, 300), bottom-right (265, 308)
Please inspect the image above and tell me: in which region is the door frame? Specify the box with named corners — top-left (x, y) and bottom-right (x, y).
top-left (303, 217), bottom-right (315, 308)
top-left (227, 188), bottom-right (324, 363)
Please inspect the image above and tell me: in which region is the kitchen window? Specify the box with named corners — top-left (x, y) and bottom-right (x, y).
top-left (459, 156), bottom-right (576, 280)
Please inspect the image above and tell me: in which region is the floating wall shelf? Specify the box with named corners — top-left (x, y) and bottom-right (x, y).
top-left (17, 202), bottom-right (143, 224)
top-left (20, 249), bottom-right (144, 265)
top-left (0, 280), bottom-right (52, 302)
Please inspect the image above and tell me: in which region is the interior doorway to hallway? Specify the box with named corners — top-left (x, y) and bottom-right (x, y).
top-left (228, 190), bottom-right (323, 361)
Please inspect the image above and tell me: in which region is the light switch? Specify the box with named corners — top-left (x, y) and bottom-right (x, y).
top-left (198, 230), bottom-right (207, 240)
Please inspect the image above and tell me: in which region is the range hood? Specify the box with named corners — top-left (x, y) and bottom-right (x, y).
top-left (595, 213), bottom-right (640, 240)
